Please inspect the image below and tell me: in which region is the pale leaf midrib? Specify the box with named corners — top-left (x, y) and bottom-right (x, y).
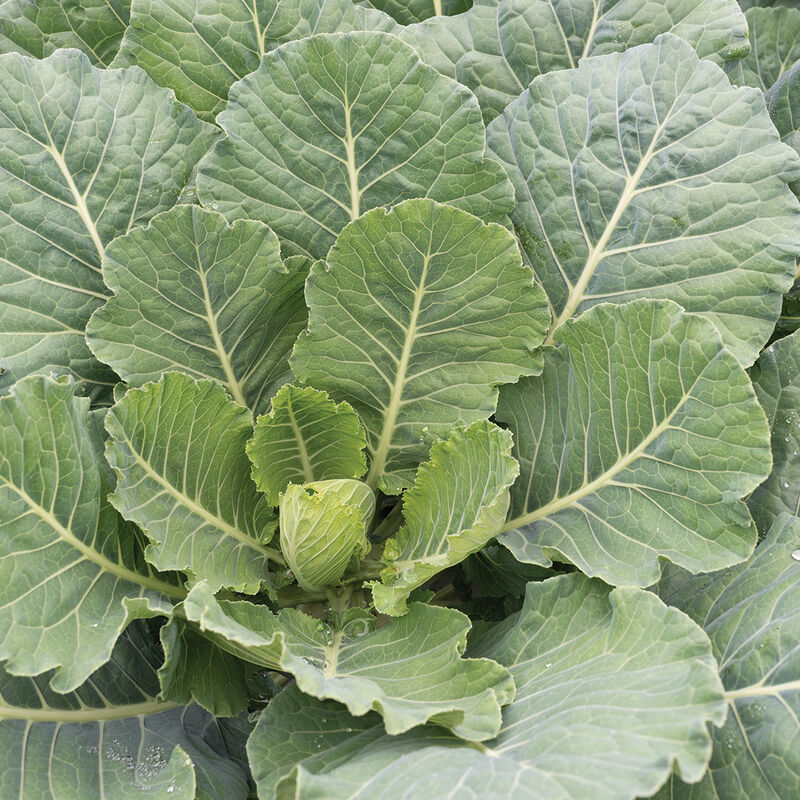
top-left (0, 699), bottom-right (179, 722)
top-left (286, 398), bottom-right (315, 482)
top-left (725, 678), bottom-right (800, 700)
top-left (2, 479), bottom-right (185, 600)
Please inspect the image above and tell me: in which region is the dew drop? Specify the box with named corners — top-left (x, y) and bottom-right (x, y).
top-left (545, 662), bottom-right (552, 668)
top-left (791, 550), bottom-right (800, 561)
top-left (784, 482), bottom-right (790, 489)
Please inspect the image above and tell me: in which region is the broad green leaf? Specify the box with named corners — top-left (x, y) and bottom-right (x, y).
top-left (248, 385), bottom-right (367, 505)
top-left (291, 198), bottom-right (549, 493)
top-left (86, 205), bottom-right (309, 415)
top-left (370, 421), bottom-right (519, 615)
top-left (766, 61), bottom-right (800, 197)
top-left (497, 299), bottom-right (769, 588)
top-left (0, 0), bottom-right (130, 66)
top-left (116, 0), bottom-right (396, 122)
top-left (195, 32), bottom-right (515, 259)
top-left (184, 582), bottom-right (514, 741)
top-left (486, 33), bottom-right (800, 366)
top-left (106, 373), bottom-right (277, 594)
top-left (248, 573), bottom-right (725, 800)
top-left (655, 514), bottom-right (800, 798)
top-left (158, 616), bottom-right (250, 718)
top-left (280, 479), bottom-right (373, 592)
top-left (463, 545), bottom-right (555, 599)
top-left (0, 50), bottom-right (217, 402)
top-left (749, 330), bottom-right (800, 533)
top-left (740, 7), bottom-right (800, 90)
top-left (0, 375), bottom-right (183, 692)
top-left (359, 0), bottom-right (469, 25)
top-left (399, 0), bottom-right (750, 122)
top-left (0, 624), bottom-right (249, 800)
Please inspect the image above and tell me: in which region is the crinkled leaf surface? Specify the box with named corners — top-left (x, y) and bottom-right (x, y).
top-left (399, 0), bottom-right (750, 122)
top-left (370, 421), bottom-right (519, 615)
top-left (0, 50), bottom-right (216, 401)
top-left (0, 0), bottom-right (130, 66)
top-left (0, 624), bottom-right (249, 800)
top-left (116, 0), bottom-right (396, 122)
top-left (486, 33), bottom-right (800, 365)
top-left (655, 513), bottom-right (800, 799)
top-left (196, 32), bottom-right (515, 259)
top-left (740, 7), bottom-right (800, 90)
top-left (497, 299), bottom-right (769, 588)
top-left (248, 385), bottom-right (366, 505)
top-left (291, 198), bottom-right (549, 493)
top-left (106, 373), bottom-right (277, 594)
top-left (359, 0), bottom-right (469, 25)
top-left (248, 573), bottom-right (725, 800)
top-left (87, 205), bottom-right (309, 415)
top-left (183, 582), bottom-right (514, 741)
top-left (749, 330), bottom-right (800, 533)
top-left (0, 375), bottom-right (183, 692)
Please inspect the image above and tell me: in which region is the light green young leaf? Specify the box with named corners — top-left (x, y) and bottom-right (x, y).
top-left (370, 421), bottom-right (519, 616)
top-left (0, 375), bottom-right (183, 692)
top-left (291, 198), bottom-right (549, 493)
top-left (248, 385), bottom-right (367, 505)
top-left (183, 582), bottom-right (514, 742)
top-left (106, 373), bottom-right (277, 594)
top-left (359, 0), bottom-right (469, 24)
top-left (399, 0), bottom-right (750, 122)
top-left (0, 50), bottom-right (217, 402)
top-left (196, 32), bottom-right (515, 259)
top-left (740, 7), bottom-right (800, 90)
top-left (497, 299), bottom-right (770, 588)
top-left (655, 514), bottom-right (800, 799)
top-left (749, 330), bottom-right (800, 533)
top-left (486, 33), bottom-right (800, 365)
top-left (0, 0), bottom-right (130, 66)
top-left (248, 573), bottom-right (725, 800)
top-left (115, 0), bottom-right (396, 122)
top-left (158, 616), bottom-right (250, 718)
top-left (87, 205), bottom-right (309, 415)
top-left (0, 624), bottom-right (250, 800)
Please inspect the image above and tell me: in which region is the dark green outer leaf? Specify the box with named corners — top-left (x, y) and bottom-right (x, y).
top-left (360, 0), bottom-right (469, 24)
top-left (740, 7), bottom-right (800, 90)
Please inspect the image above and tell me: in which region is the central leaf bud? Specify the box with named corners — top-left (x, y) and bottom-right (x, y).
top-left (279, 479), bottom-right (374, 593)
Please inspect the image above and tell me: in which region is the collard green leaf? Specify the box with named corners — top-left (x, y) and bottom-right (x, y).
top-left (291, 198), bottom-right (549, 493)
top-left (0, 375), bottom-right (183, 692)
top-left (0, 624), bottom-right (249, 800)
top-left (463, 545), bottom-right (554, 599)
top-left (248, 385), bottom-right (367, 505)
top-left (184, 582), bottom-right (514, 742)
top-left (106, 373), bottom-right (277, 594)
top-left (0, 0), bottom-right (130, 66)
top-left (749, 330), bottom-right (800, 533)
top-left (359, 0), bottom-right (469, 25)
top-left (486, 33), bottom-right (800, 366)
top-left (370, 421), bottom-right (519, 615)
top-left (740, 7), bottom-right (800, 90)
top-left (87, 205), bottom-right (309, 415)
top-left (497, 299), bottom-right (769, 588)
top-left (248, 573), bottom-right (725, 800)
top-left (116, 0), bottom-right (396, 122)
top-left (766, 61), bottom-right (800, 197)
top-left (0, 50), bottom-right (217, 402)
top-left (655, 514), bottom-right (800, 798)
top-left (196, 32), bottom-right (515, 259)
top-left (399, 0), bottom-right (750, 122)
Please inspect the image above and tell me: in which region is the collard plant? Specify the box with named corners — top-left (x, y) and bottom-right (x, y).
top-left (0, 1), bottom-right (799, 798)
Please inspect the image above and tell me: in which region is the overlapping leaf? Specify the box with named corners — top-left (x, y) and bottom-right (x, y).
top-left (0, 375), bottom-right (183, 692)
top-left (0, 624), bottom-right (249, 800)
top-left (370, 421), bottom-right (519, 615)
top-left (0, 49), bottom-right (217, 401)
top-left (740, 7), bottom-right (800, 90)
top-left (116, 0), bottom-right (396, 122)
top-left (248, 573), bottom-right (725, 800)
top-left (0, 0), bottom-right (130, 66)
top-left (655, 514), bottom-right (800, 798)
top-left (183, 582), bottom-right (514, 741)
top-left (486, 33), bottom-right (800, 365)
top-left (248, 385), bottom-right (366, 505)
top-left (196, 32), bottom-right (515, 259)
top-left (359, 0), bottom-right (468, 24)
top-left (106, 373), bottom-right (277, 594)
top-left (87, 205), bottom-right (309, 415)
top-left (497, 299), bottom-right (770, 588)
top-left (399, 0), bottom-right (750, 122)
top-left (291, 198), bottom-right (549, 493)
